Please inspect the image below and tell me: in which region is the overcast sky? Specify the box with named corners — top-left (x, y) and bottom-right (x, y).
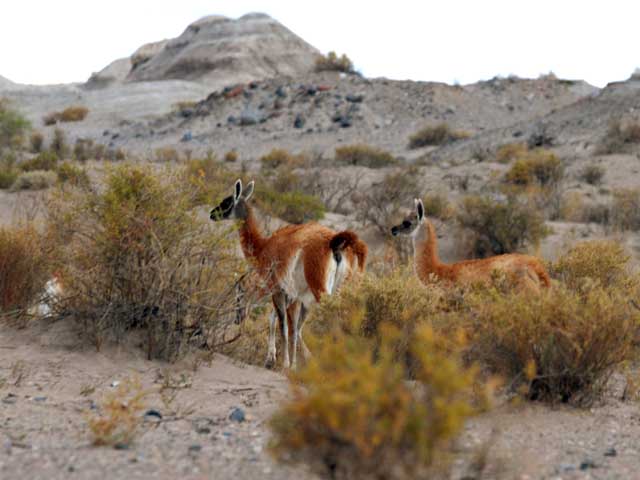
top-left (2, 0), bottom-right (639, 87)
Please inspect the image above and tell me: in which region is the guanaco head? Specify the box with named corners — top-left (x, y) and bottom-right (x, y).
top-left (210, 179), bottom-right (255, 221)
top-left (390, 198), bottom-right (424, 237)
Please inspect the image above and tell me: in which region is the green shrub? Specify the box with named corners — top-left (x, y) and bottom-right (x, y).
top-left (224, 150), bottom-right (238, 163)
top-left (466, 285), bottom-right (638, 404)
top-left (20, 150), bottom-right (59, 171)
top-left (48, 164), bottom-right (245, 360)
top-left (154, 146), bottom-right (180, 163)
top-left (456, 195), bottom-right (548, 256)
top-left (334, 144), bottom-right (397, 168)
top-left (73, 138), bottom-right (95, 162)
top-left (51, 128), bottom-right (67, 157)
top-left (408, 123), bottom-right (470, 149)
top-left (314, 51), bottom-right (354, 73)
top-left (0, 154), bottom-right (18, 189)
top-left (504, 149), bottom-right (564, 188)
top-left (57, 161), bottom-right (91, 188)
top-left (10, 170), bottom-right (57, 191)
top-left (270, 318), bottom-right (484, 479)
top-left (422, 192), bottom-right (454, 220)
top-left (611, 188), bottom-right (640, 231)
top-left (581, 164), bottom-right (605, 185)
top-left (257, 187), bottom-right (325, 224)
top-left (43, 106), bottom-right (89, 125)
top-left (0, 100), bottom-right (30, 150)
top-left (180, 156), bottom-right (237, 207)
top-left (0, 224), bottom-right (51, 318)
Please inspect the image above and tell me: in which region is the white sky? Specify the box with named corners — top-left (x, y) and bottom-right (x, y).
top-left (2, 0), bottom-right (639, 87)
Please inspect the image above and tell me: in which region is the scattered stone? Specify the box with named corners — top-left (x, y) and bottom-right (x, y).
top-left (239, 109), bottom-right (262, 126)
top-left (181, 131), bottom-right (193, 142)
top-left (339, 116), bottom-right (352, 128)
top-left (604, 447), bottom-right (618, 457)
top-left (346, 94), bottom-right (364, 103)
top-left (227, 115), bottom-right (237, 125)
top-left (306, 86), bottom-right (317, 96)
top-left (249, 81), bottom-right (259, 89)
top-left (33, 396), bottom-right (47, 402)
top-left (580, 459), bottom-right (598, 470)
top-left (3, 393), bottom-right (17, 404)
top-left (114, 442), bottom-right (130, 450)
top-left (294, 114), bottom-right (305, 129)
top-left (179, 108), bottom-right (194, 118)
top-left (188, 444), bottom-right (202, 454)
top-left (229, 407), bottom-right (246, 423)
top-left (144, 409), bottom-right (162, 421)
top-left (275, 86), bottom-right (287, 98)
top-left (317, 85), bottom-right (332, 92)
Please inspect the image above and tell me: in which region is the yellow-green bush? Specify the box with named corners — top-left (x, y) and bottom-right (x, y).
top-left (504, 149), bottom-right (564, 188)
top-left (20, 150), bottom-right (59, 171)
top-left (256, 187), bottom-right (325, 224)
top-left (57, 161), bottom-right (90, 188)
top-left (29, 131), bottom-right (44, 153)
top-left (456, 195), bottom-right (548, 256)
top-left (270, 319), bottom-right (484, 479)
top-left (51, 128), bottom-right (67, 157)
top-left (314, 51), bottom-right (354, 73)
top-left (48, 163), bottom-right (245, 360)
top-left (180, 156), bottom-right (237, 207)
top-left (0, 154), bottom-right (18, 189)
top-left (581, 164), bottom-right (605, 185)
top-left (334, 144), bottom-right (398, 168)
top-left (599, 119), bottom-right (640, 154)
top-left (495, 142), bottom-right (528, 163)
top-left (408, 123), bottom-right (470, 149)
top-left (422, 192), bottom-right (455, 220)
top-left (44, 106), bottom-right (89, 125)
top-left (0, 224), bottom-right (52, 319)
top-left (465, 285), bottom-right (638, 404)
top-left (551, 240), bottom-right (636, 293)
top-left (224, 150), bottom-right (238, 163)
top-left (154, 146), bottom-right (180, 163)
top-left (0, 100), bottom-right (30, 150)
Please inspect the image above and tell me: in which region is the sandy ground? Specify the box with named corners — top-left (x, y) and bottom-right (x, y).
top-left (1, 318), bottom-right (640, 480)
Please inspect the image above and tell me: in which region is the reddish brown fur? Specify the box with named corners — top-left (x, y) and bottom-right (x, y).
top-left (415, 220), bottom-right (550, 290)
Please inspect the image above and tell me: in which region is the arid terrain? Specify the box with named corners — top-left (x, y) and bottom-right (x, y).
top-left (2, 12), bottom-right (640, 480)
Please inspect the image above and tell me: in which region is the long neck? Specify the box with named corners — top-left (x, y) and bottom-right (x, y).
top-left (413, 220), bottom-right (442, 282)
top-left (238, 205), bottom-right (265, 260)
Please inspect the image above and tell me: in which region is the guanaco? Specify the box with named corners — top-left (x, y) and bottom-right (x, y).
top-left (391, 199), bottom-right (550, 291)
top-left (211, 179), bottom-right (367, 368)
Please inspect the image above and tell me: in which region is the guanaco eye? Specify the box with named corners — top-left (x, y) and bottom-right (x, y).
top-left (402, 220), bottom-right (411, 228)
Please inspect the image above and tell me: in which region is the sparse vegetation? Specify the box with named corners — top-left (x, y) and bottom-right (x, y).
top-left (334, 144), bottom-right (398, 168)
top-left (581, 164), bottom-right (605, 185)
top-left (599, 119), bottom-right (640, 154)
top-left (20, 150), bottom-right (59, 172)
top-left (57, 161), bottom-right (91, 188)
top-left (0, 99), bottom-right (30, 150)
top-left (0, 154), bottom-right (18, 189)
top-left (256, 187), bottom-right (325, 224)
top-left (314, 51), bottom-right (354, 74)
top-left (29, 131), bottom-right (44, 153)
top-left (224, 150), bottom-right (238, 163)
top-left (504, 149), bottom-right (564, 188)
top-left (86, 376), bottom-right (149, 447)
top-left (408, 123), bottom-right (470, 149)
top-left (457, 195), bottom-right (548, 257)
top-left (51, 128), bottom-right (67, 157)
top-left (611, 188), bottom-right (640, 231)
top-left (154, 146), bottom-right (180, 163)
top-left (260, 148), bottom-right (307, 172)
top-left (495, 142), bottom-right (528, 163)
top-left (422, 192), bottom-right (455, 220)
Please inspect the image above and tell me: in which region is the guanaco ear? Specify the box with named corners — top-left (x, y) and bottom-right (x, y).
top-left (234, 179), bottom-right (243, 203)
top-left (243, 180), bottom-right (254, 201)
top-left (415, 198), bottom-right (424, 223)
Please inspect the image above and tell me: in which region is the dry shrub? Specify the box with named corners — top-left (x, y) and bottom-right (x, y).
top-left (611, 188), bottom-right (640, 231)
top-left (256, 186), bottom-right (325, 224)
top-left (20, 150), bottom-right (59, 171)
top-left (599, 119), bottom-right (640, 154)
top-left (550, 240), bottom-right (636, 293)
top-left (29, 132), bottom-right (44, 153)
top-left (57, 161), bottom-right (90, 188)
top-left (504, 149), bottom-right (564, 188)
top-left (466, 284), bottom-right (638, 404)
top-left (422, 192), bottom-right (455, 220)
top-left (86, 377), bottom-right (149, 447)
top-left (495, 142), bottom-right (528, 163)
top-left (49, 163), bottom-right (246, 360)
top-left (10, 170), bottom-right (57, 191)
top-left (0, 224), bottom-right (51, 319)
top-left (224, 150), bottom-right (238, 163)
top-left (314, 51), bottom-right (354, 73)
top-left (260, 148), bottom-right (307, 172)
top-left (154, 146), bottom-right (180, 163)
top-left (356, 166), bottom-right (420, 236)
top-left (181, 156), bottom-right (237, 207)
top-left (44, 106), bottom-right (89, 125)
top-left (456, 195), bottom-right (548, 257)
top-left (0, 99), bottom-right (30, 150)
top-left (334, 144), bottom-right (398, 168)
top-left (581, 164), bottom-right (605, 185)
top-left (270, 318), bottom-right (485, 479)
top-left (51, 128), bottom-right (67, 157)
top-left (408, 123), bottom-right (470, 149)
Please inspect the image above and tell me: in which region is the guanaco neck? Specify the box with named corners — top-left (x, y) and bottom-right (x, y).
top-left (413, 220), bottom-right (443, 282)
top-left (238, 205), bottom-right (266, 261)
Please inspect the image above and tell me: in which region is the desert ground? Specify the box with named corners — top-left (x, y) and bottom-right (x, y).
top-left (2, 12), bottom-right (640, 480)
